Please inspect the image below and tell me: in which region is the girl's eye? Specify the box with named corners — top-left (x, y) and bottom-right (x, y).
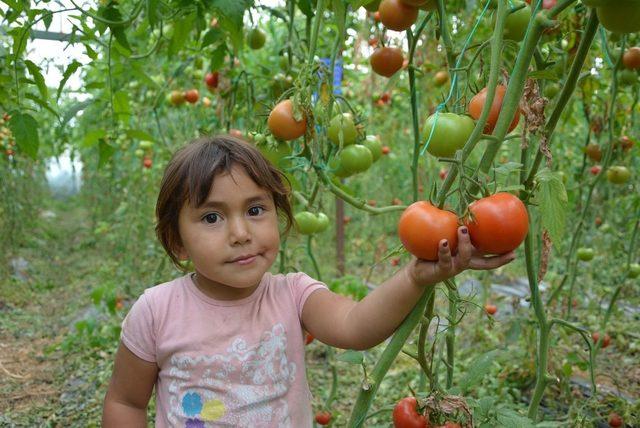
top-left (248, 206), bottom-right (265, 216)
top-left (203, 213), bottom-right (219, 224)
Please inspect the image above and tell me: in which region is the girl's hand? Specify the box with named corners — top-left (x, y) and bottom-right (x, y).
top-left (404, 226), bottom-right (516, 287)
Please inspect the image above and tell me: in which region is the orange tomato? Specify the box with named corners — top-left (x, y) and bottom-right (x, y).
top-left (378, 0), bottom-right (418, 32)
top-left (267, 99), bottom-right (307, 141)
top-left (370, 47), bottom-right (404, 77)
top-left (398, 201), bottom-right (459, 261)
top-left (468, 85), bottom-right (520, 134)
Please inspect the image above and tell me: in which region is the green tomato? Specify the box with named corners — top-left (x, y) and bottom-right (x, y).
top-left (606, 165), bottom-right (631, 184)
top-left (327, 113), bottom-right (358, 146)
top-left (628, 263), bottom-right (640, 279)
top-left (139, 140), bottom-right (154, 149)
top-left (362, 135), bottom-right (383, 162)
top-left (596, 1), bottom-right (640, 34)
top-left (543, 83), bottom-right (561, 98)
top-left (619, 69), bottom-right (638, 86)
top-left (423, 112), bottom-right (475, 158)
top-left (134, 148), bottom-right (145, 158)
top-left (247, 28), bottom-right (266, 49)
top-left (294, 211), bottom-right (320, 235)
top-left (258, 141), bottom-right (292, 168)
top-left (504, 7), bottom-right (531, 42)
top-left (316, 212), bottom-right (330, 232)
top-left (329, 156), bottom-right (353, 178)
top-left (339, 144), bottom-right (373, 174)
top-left (577, 247), bottom-right (595, 261)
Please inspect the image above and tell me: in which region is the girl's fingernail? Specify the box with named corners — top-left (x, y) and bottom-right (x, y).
top-left (443, 241), bottom-right (448, 247)
top-left (461, 228), bottom-right (468, 234)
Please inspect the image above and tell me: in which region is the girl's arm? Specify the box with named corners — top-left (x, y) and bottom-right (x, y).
top-left (301, 227), bottom-right (515, 350)
top-left (102, 341), bottom-right (158, 427)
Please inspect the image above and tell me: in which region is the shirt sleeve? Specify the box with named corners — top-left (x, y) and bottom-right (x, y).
top-left (286, 272), bottom-right (329, 320)
top-left (120, 291), bottom-right (157, 363)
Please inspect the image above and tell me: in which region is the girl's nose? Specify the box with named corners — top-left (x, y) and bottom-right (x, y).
top-left (228, 216), bottom-right (251, 244)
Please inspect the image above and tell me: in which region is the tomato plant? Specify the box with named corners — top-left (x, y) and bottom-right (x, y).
top-left (423, 112), bottom-right (475, 158)
top-left (392, 397), bottom-right (428, 428)
top-left (370, 47), bottom-right (404, 77)
top-left (268, 99), bottom-right (307, 141)
top-left (398, 202), bottom-right (459, 261)
top-left (468, 85), bottom-right (520, 134)
top-left (465, 193), bottom-right (529, 255)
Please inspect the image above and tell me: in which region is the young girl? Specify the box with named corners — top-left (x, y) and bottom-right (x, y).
top-left (102, 135), bottom-right (515, 427)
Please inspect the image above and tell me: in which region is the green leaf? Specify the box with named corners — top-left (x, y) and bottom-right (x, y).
top-left (98, 139), bottom-right (116, 168)
top-left (459, 349), bottom-right (501, 393)
top-left (202, 27), bottom-right (223, 48)
top-left (535, 168), bottom-right (567, 247)
top-left (100, 4), bottom-right (132, 52)
top-left (125, 129), bottom-right (154, 141)
top-left (332, 0), bottom-right (346, 37)
top-left (57, 60), bottom-right (81, 100)
top-left (8, 111), bottom-right (39, 159)
top-left (24, 59), bottom-right (48, 99)
top-left (62, 100), bottom-right (94, 126)
top-left (9, 25), bottom-right (29, 58)
top-left (336, 350), bottom-right (364, 364)
top-left (42, 10), bottom-right (53, 29)
top-left (297, 0), bottom-right (315, 17)
top-left (169, 12), bottom-right (196, 56)
top-left (83, 129), bottom-right (107, 148)
top-left (211, 0), bottom-right (252, 51)
top-left (147, 0), bottom-right (160, 28)
top-left (210, 43), bottom-right (228, 72)
top-left (113, 90), bottom-right (131, 120)
top-left (496, 408), bottom-right (535, 428)
top-left (493, 161), bottom-right (523, 176)
top-left (23, 93), bottom-right (58, 117)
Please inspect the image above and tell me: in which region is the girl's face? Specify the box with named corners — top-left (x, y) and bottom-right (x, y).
top-left (176, 165), bottom-right (281, 300)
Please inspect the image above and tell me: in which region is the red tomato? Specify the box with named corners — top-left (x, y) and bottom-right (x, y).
top-left (370, 47), bottom-right (404, 77)
top-left (465, 193), bottom-right (529, 255)
top-left (184, 89), bottom-right (199, 104)
top-left (315, 411), bottom-right (332, 425)
top-left (592, 332), bottom-right (611, 348)
top-left (485, 303), bottom-right (498, 315)
top-left (608, 412), bottom-right (623, 427)
top-left (382, 145), bottom-right (391, 155)
top-left (379, 0), bottom-right (418, 32)
top-left (143, 157), bottom-right (153, 169)
top-left (525, 0), bottom-right (557, 9)
top-left (204, 71), bottom-right (219, 88)
top-left (268, 99), bottom-right (307, 141)
top-left (398, 201), bottom-right (459, 261)
top-left (590, 165), bottom-right (602, 175)
top-left (393, 397), bottom-right (427, 428)
top-left (468, 85), bottom-right (520, 134)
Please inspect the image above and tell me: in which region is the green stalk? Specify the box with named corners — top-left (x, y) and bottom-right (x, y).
top-left (445, 283), bottom-right (459, 389)
top-left (306, 235), bottom-right (322, 282)
top-left (347, 287), bottom-right (434, 428)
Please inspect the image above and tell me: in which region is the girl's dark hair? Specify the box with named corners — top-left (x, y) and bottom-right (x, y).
top-left (155, 135), bottom-right (294, 270)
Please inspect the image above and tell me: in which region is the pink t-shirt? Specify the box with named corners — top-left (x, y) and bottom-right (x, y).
top-left (121, 271), bottom-right (327, 427)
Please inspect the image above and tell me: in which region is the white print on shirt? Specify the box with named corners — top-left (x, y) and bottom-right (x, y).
top-left (166, 323), bottom-right (296, 427)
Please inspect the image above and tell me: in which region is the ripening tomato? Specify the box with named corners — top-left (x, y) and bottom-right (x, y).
top-left (596, 2), bottom-right (640, 34)
top-left (382, 145), bottom-right (391, 155)
top-left (268, 99), bottom-right (307, 141)
top-left (585, 143), bottom-right (602, 162)
top-left (434, 70), bottom-right (449, 86)
top-left (398, 202), bottom-right (459, 261)
top-left (423, 112), bottom-right (475, 158)
top-left (623, 47), bottom-right (640, 69)
top-left (379, 0), bottom-right (419, 32)
top-left (525, 0), bottom-right (557, 9)
top-left (590, 165), bottom-right (602, 175)
top-left (205, 72), bottom-right (219, 88)
top-left (370, 47), bottom-right (404, 77)
top-left (143, 157), bottom-right (153, 169)
top-left (465, 193), bottom-right (529, 255)
top-left (315, 411), bottom-right (332, 425)
top-left (485, 303), bottom-right (498, 315)
top-left (392, 397), bottom-right (428, 428)
top-left (618, 135), bottom-right (635, 151)
top-left (184, 89), bottom-right (199, 104)
top-left (606, 166), bottom-right (631, 184)
top-left (169, 90), bottom-right (185, 106)
top-left (468, 85), bottom-right (520, 134)
top-left (608, 412), bottom-right (623, 428)
top-left (592, 331), bottom-right (611, 348)
top-left (328, 113), bottom-right (358, 145)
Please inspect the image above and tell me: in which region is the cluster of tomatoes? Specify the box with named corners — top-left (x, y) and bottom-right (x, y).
top-left (0, 113), bottom-right (15, 157)
top-left (167, 70), bottom-right (222, 108)
top-left (398, 192), bottom-right (529, 260)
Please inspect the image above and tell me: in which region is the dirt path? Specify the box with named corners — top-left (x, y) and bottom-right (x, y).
top-left (0, 201), bottom-right (98, 425)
